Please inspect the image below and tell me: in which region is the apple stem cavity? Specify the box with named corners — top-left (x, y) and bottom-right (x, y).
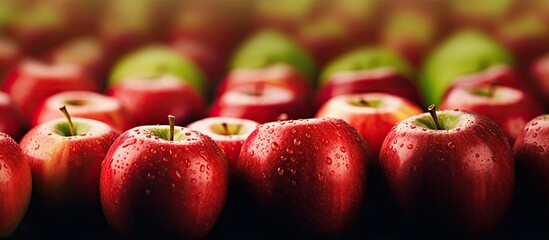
top-left (359, 98), bottom-right (369, 107)
top-left (59, 105), bottom-right (76, 136)
top-left (168, 115), bottom-right (175, 142)
top-left (428, 104), bottom-right (441, 130)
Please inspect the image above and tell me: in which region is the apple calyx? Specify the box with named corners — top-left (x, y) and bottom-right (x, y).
top-left (488, 79), bottom-right (499, 98)
top-left (222, 122), bottom-right (230, 135)
top-left (428, 104), bottom-right (441, 130)
top-left (211, 123), bottom-right (243, 136)
top-left (168, 115), bottom-right (175, 142)
top-left (59, 105), bottom-right (76, 136)
top-left (64, 99), bottom-right (87, 106)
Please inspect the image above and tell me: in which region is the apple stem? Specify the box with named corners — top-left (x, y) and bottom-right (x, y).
top-left (428, 104), bottom-right (441, 130)
top-left (168, 115), bottom-right (175, 141)
top-left (488, 80), bottom-right (499, 98)
top-left (222, 122), bottom-right (230, 135)
top-left (359, 98), bottom-right (369, 107)
top-left (59, 105), bottom-right (76, 136)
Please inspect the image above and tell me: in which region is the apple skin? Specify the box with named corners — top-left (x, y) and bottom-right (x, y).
top-left (187, 117), bottom-right (259, 179)
top-left (448, 65), bottom-right (532, 94)
top-left (316, 93), bottom-right (423, 164)
top-left (209, 84), bottom-right (311, 124)
top-left (1, 60), bottom-right (98, 119)
top-left (31, 91), bottom-right (130, 131)
top-left (100, 125), bottom-right (229, 239)
top-left (440, 85), bottom-right (545, 145)
top-left (0, 91), bottom-right (24, 141)
top-left (513, 115), bottom-right (549, 210)
top-left (0, 132), bottom-right (32, 237)
top-left (380, 109), bottom-right (515, 234)
top-left (238, 118), bottom-right (370, 236)
top-left (420, 29), bottom-right (514, 105)
top-left (215, 64), bottom-right (312, 98)
top-left (20, 117), bottom-right (119, 205)
top-left (107, 75), bottom-right (206, 127)
top-left (0, 37), bottom-right (24, 81)
top-left (530, 54), bottom-right (549, 106)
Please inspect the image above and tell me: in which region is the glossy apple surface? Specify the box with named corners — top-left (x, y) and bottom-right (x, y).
top-left (440, 85), bottom-right (544, 145)
top-left (316, 93), bottom-right (423, 163)
top-left (100, 125), bottom-right (229, 239)
top-left (513, 115), bottom-right (549, 209)
top-left (209, 84), bottom-right (311, 123)
top-left (2, 60), bottom-right (98, 118)
top-left (380, 109), bottom-right (515, 233)
top-left (107, 75), bottom-right (205, 127)
top-left (0, 91), bottom-right (24, 140)
top-left (187, 117), bottom-right (259, 179)
top-left (31, 91), bottom-right (130, 131)
top-left (0, 132), bottom-right (32, 237)
top-left (238, 118), bottom-right (370, 236)
top-left (20, 117), bottom-right (119, 205)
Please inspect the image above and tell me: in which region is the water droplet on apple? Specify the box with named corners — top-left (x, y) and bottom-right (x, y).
top-left (407, 144), bottom-right (414, 149)
top-left (532, 122), bottom-right (539, 126)
top-left (147, 173), bottom-right (155, 180)
top-left (185, 159), bottom-right (191, 167)
top-left (199, 151), bottom-right (208, 160)
top-left (250, 150), bottom-right (255, 156)
top-left (340, 147), bottom-right (346, 153)
top-left (185, 132), bottom-right (191, 136)
top-left (271, 142), bottom-right (280, 151)
top-left (191, 178), bottom-right (197, 184)
top-left (290, 169), bottom-right (297, 175)
top-left (291, 128), bottom-right (297, 134)
top-left (411, 125), bottom-right (416, 129)
top-left (475, 153), bottom-right (480, 158)
top-left (145, 133), bottom-right (152, 138)
top-left (293, 138), bottom-right (301, 146)
top-left (34, 144), bottom-right (40, 150)
top-left (491, 157), bottom-right (498, 162)
top-left (305, 133), bottom-right (311, 138)
top-left (538, 146), bottom-right (545, 153)
top-left (286, 147), bottom-right (294, 154)
top-left (335, 153), bottom-right (341, 159)
top-left (277, 167), bottom-right (284, 176)
top-left (291, 180), bottom-right (297, 186)
top-left (534, 133), bottom-right (538, 137)
top-left (447, 142), bottom-right (455, 149)
top-left (393, 139), bottom-right (398, 144)
top-left (317, 172), bottom-right (324, 181)
top-left (412, 165), bottom-right (417, 171)
top-left (400, 144), bottom-right (404, 148)
top-left (145, 189), bottom-right (151, 195)
top-left (122, 138), bottom-right (137, 148)
top-left (325, 157), bottom-right (332, 165)
top-left (200, 165), bottom-right (205, 172)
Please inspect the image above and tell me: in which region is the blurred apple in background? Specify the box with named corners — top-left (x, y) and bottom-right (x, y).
top-left (188, 117), bottom-right (259, 180)
top-left (0, 37), bottom-right (24, 81)
top-left (316, 47), bottom-right (420, 108)
top-left (0, 132), bottom-right (32, 237)
top-left (447, 65), bottom-right (532, 94)
top-left (109, 45), bottom-right (206, 95)
top-left (44, 37), bottom-right (110, 88)
top-left (251, 0), bottom-right (316, 34)
top-left (0, 91), bottom-right (24, 140)
top-left (169, 39), bottom-right (224, 88)
top-left (316, 93), bottom-right (423, 164)
top-left (530, 54), bottom-right (549, 107)
top-left (209, 84), bottom-right (311, 123)
top-left (108, 75), bottom-right (205, 127)
top-left (441, 84), bottom-right (544, 145)
top-left (450, 0), bottom-right (518, 31)
top-left (420, 30), bottom-right (514, 105)
top-left (2, 59), bottom-right (98, 119)
top-left (230, 30), bottom-right (316, 83)
top-left (32, 91), bottom-right (129, 131)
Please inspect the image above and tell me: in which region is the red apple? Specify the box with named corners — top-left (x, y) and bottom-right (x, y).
top-left (316, 93), bottom-right (423, 163)
top-left (380, 106), bottom-right (515, 233)
top-left (440, 84), bottom-right (545, 145)
top-left (1, 59), bottom-right (98, 119)
top-left (448, 65), bottom-right (532, 94)
top-left (530, 54), bottom-right (549, 106)
top-left (0, 91), bottom-right (24, 140)
top-left (107, 75), bottom-right (205, 127)
top-left (513, 115), bottom-right (549, 210)
top-left (0, 37), bottom-right (24, 81)
top-left (100, 116), bottom-right (229, 239)
top-left (209, 84), bottom-right (311, 123)
top-left (187, 117), bottom-right (259, 179)
top-left (169, 39), bottom-right (224, 88)
top-left (0, 132), bottom-right (32, 237)
top-left (238, 117), bottom-right (370, 236)
top-left (316, 68), bottom-right (421, 108)
top-left (215, 64), bottom-right (312, 98)
top-left (20, 107), bottom-right (119, 205)
top-left (45, 37), bottom-right (110, 87)
top-left (31, 91), bottom-right (130, 131)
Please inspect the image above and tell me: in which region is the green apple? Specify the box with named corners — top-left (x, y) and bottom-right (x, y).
top-left (230, 30), bottom-right (316, 81)
top-left (420, 29), bottom-right (514, 106)
top-left (320, 47), bottom-right (414, 86)
top-left (109, 45), bottom-right (205, 93)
